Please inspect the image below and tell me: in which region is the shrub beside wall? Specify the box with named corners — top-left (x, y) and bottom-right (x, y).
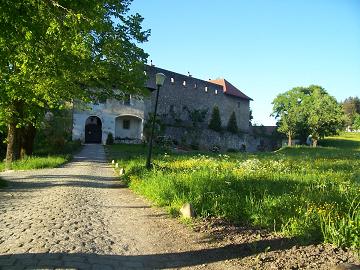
top-left (209, 106), bottom-right (222, 132)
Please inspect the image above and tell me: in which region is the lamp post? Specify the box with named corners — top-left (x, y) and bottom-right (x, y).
top-left (146, 72), bottom-right (166, 169)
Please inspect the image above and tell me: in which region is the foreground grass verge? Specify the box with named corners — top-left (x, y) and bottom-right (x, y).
top-left (107, 133), bottom-right (360, 250)
top-left (0, 155), bottom-right (70, 172)
top-left (0, 140), bottom-right (82, 172)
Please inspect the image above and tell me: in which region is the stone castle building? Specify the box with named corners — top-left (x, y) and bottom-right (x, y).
top-left (72, 65), bottom-right (253, 150)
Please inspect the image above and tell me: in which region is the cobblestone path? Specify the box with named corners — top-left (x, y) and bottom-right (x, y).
top-left (0, 145), bottom-right (239, 270)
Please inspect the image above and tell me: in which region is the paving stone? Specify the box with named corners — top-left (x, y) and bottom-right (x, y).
top-left (0, 144), bottom-right (237, 270)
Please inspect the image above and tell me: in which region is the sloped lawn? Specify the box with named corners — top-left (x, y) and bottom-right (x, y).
top-left (107, 133), bottom-right (360, 250)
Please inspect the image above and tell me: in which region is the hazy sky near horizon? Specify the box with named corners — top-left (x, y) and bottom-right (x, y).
top-left (130, 0), bottom-right (360, 125)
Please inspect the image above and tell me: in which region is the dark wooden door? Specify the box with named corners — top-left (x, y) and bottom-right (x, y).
top-left (85, 123), bottom-right (102, 143)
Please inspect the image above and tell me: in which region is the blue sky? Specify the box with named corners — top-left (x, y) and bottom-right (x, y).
top-left (130, 0), bottom-right (360, 125)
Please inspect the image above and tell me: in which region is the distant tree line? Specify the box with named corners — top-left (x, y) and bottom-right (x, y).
top-left (341, 97), bottom-right (360, 131)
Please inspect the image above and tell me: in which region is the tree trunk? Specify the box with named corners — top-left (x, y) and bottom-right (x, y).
top-left (288, 133), bottom-right (292, 146)
top-left (5, 123), bottom-right (18, 169)
top-left (19, 124), bottom-right (37, 159)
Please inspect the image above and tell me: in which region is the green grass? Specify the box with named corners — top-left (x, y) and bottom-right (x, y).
top-left (0, 140), bottom-right (81, 173)
top-left (0, 155), bottom-right (70, 172)
top-left (107, 133), bottom-right (360, 250)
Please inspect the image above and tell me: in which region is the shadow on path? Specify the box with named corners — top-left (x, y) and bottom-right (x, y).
top-left (0, 237), bottom-right (299, 269)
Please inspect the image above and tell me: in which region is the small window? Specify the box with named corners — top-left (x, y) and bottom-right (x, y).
top-left (215, 89), bottom-right (218, 95)
top-left (169, 104), bottom-right (175, 114)
top-left (124, 94), bottom-right (131, 105)
top-left (183, 80), bottom-right (186, 86)
top-left (144, 71), bottom-right (147, 75)
top-left (123, 119), bottom-right (130, 129)
top-left (171, 77), bottom-right (175, 83)
top-left (238, 102), bottom-right (241, 108)
top-left (205, 86), bottom-right (208, 92)
top-left (194, 83), bottom-right (197, 88)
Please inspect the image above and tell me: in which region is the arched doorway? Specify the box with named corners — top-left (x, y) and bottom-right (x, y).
top-left (85, 116), bottom-right (102, 143)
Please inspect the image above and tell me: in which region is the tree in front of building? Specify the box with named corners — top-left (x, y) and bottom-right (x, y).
top-left (209, 106), bottom-right (222, 132)
top-left (0, 0), bottom-right (150, 168)
top-left (227, 111), bottom-right (238, 133)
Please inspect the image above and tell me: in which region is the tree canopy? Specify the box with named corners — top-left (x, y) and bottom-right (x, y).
top-left (272, 85), bottom-right (345, 146)
top-left (0, 0), bottom-right (150, 166)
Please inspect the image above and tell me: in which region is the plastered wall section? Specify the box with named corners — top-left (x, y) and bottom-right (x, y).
top-left (72, 99), bottom-right (145, 144)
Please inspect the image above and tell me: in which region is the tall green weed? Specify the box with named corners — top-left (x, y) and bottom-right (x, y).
top-left (110, 133), bottom-right (360, 249)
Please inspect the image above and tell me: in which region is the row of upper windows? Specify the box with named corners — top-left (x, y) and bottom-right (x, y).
top-left (144, 71), bottom-right (221, 95)
top-left (172, 78), bottom-right (220, 95)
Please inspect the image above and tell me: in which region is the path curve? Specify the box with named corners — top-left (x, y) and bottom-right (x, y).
top-left (0, 145), bottom-right (237, 269)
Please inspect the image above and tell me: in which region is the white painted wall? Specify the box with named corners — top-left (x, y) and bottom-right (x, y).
top-left (115, 116), bottom-right (143, 139)
top-left (72, 98), bottom-right (145, 144)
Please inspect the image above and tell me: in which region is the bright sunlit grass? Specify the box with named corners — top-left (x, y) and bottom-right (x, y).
top-left (0, 155), bottom-right (70, 172)
top-left (108, 132), bottom-right (360, 250)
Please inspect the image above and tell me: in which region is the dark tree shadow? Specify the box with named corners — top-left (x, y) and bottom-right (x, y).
top-left (0, 237), bottom-right (300, 269)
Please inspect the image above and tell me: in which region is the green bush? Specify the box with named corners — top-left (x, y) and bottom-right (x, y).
top-left (106, 132), bottom-right (114, 145)
top-left (208, 106), bottom-right (222, 132)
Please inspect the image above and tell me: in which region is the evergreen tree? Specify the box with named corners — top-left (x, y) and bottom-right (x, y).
top-left (227, 111), bottom-right (238, 133)
top-left (209, 106), bottom-right (222, 132)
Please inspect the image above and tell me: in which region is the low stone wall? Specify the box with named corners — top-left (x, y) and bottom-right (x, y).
top-left (164, 126), bottom-right (260, 152)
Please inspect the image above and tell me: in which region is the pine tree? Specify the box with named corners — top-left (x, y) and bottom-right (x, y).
top-left (209, 106), bottom-right (222, 132)
top-left (227, 111), bottom-right (238, 133)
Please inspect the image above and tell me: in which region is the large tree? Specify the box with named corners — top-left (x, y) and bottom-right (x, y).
top-left (0, 0), bottom-right (150, 168)
top-left (271, 87), bottom-right (308, 146)
top-left (304, 86), bottom-right (345, 146)
top-left (272, 85), bottom-right (345, 147)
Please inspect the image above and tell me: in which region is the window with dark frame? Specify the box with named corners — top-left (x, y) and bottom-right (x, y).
top-left (123, 119), bottom-right (130, 129)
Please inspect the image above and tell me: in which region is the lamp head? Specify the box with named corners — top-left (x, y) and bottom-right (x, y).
top-left (155, 73), bottom-right (166, 87)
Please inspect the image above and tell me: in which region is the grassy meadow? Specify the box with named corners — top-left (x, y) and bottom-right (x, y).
top-left (107, 133), bottom-right (360, 250)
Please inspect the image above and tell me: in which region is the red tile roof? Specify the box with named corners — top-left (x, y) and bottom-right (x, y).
top-left (209, 79), bottom-right (253, 100)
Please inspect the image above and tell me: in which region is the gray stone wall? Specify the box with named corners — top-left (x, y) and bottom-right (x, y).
top-left (144, 66), bottom-right (250, 132)
top-left (164, 126), bottom-right (259, 152)
top-left (73, 65), bottom-right (252, 147)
